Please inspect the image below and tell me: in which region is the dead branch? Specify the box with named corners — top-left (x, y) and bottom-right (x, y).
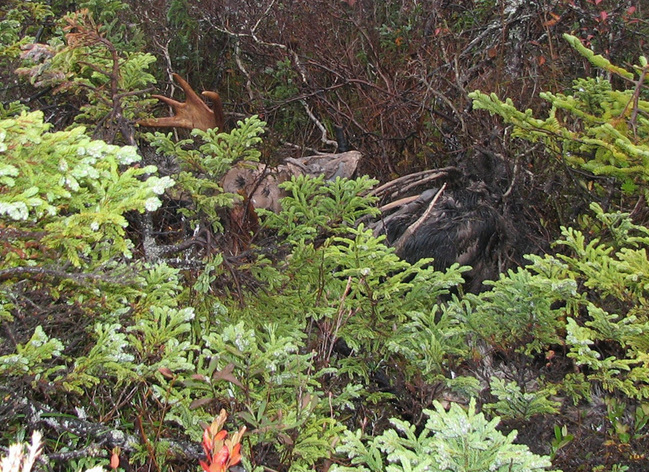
top-left (0, 266), bottom-right (134, 285)
top-left (5, 390), bottom-right (202, 461)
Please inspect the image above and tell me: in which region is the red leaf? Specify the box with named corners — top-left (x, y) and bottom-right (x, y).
top-left (229, 443), bottom-right (242, 466)
top-left (110, 451), bottom-right (120, 470)
top-left (212, 363), bottom-right (244, 388)
top-left (203, 428), bottom-right (212, 446)
top-left (202, 429), bottom-right (213, 457)
top-left (213, 445), bottom-right (230, 469)
top-left (599, 10), bottom-right (608, 21)
top-left (158, 367), bottom-right (174, 378)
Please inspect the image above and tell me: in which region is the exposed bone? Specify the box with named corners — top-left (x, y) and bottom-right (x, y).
top-left (139, 75), bottom-right (362, 212)
top-left (137, 73), bottom-right (224, 131)
top-left (221, 151), bottom-right (362, 213)
top-left (378, 195), bottom-right (421, 213)
top-left (369, 166), bottom-right (460, 203)
top-left (393, 183), bottom-right (446, 254)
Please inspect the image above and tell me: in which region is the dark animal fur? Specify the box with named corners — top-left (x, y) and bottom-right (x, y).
top-left (382, 183), bottom-right (509, 292)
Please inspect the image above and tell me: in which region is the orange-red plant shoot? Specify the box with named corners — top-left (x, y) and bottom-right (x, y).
top-left (199, 410), bottom-right (246, 472)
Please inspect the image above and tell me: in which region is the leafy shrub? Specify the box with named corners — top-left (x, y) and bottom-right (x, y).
top-left (537, 203), bottom-right (649, 401)
top-left (0, 1), bottom-right (53, 63)
top-left (260, 173), bottom-right (380, 243)
top-left (0, 110), bottom-right (172, 272)
top-left (144, 115), bottom-right (266, 232)
top-left (0, 109), bottom-right (173, 384)
top-left (332, 399), bottom-right (558, 472)
top-left (470, 34), bottom-right (649, 203)
top-left (10, 7), bottom-right (155, 144)
top-left (467, 34), bottom-right (649, 415)
top-left (485, 377), bottom-right (560, 421)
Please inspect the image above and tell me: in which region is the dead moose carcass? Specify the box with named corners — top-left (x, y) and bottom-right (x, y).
top-left (137, 74), bottom-right (361, 252)
top-left (138, 75), bottom-right (511, 287)
top-left (367, 167), bottom-right (511, 292)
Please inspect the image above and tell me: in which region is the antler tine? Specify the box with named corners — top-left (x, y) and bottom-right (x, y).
top-left (171, 73), bottom-right (203, 103)
top-left (201, 91), bottom-right (225, 132)
top-left (137, 73), bottom-right (223, 132)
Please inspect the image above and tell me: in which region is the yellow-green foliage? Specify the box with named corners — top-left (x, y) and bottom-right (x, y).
top-left (333, 399), bottom-right (557, 472)
top-left (470, 34), bottom-right (649, 199)
top-left (0, 111), bottom-right (173, 268)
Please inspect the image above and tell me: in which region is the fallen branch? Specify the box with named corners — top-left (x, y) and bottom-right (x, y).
top-left (6, 390), bottom-right (203, 462)
top-left (0, 266), bottom-right (134, 285)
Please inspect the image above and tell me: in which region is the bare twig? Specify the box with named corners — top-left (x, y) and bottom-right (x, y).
top-left (621, 64), bottom-right (649, 138)
top-left (4, 390), bottom-right (203, 460)
top-left (301, 100), bottom-right (339, 149)
top-left (234, 39), bottom-right (255, 102)
top-left (0, 266), bottom-right (133, 285)
top-left (199, 11), bottom-right (339, 146)
top-left (323, 276), bottom-right (354, 365)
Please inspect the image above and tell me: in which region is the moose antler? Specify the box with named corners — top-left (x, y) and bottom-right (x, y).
top-left (138, 73), bottom-right (224, 131)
